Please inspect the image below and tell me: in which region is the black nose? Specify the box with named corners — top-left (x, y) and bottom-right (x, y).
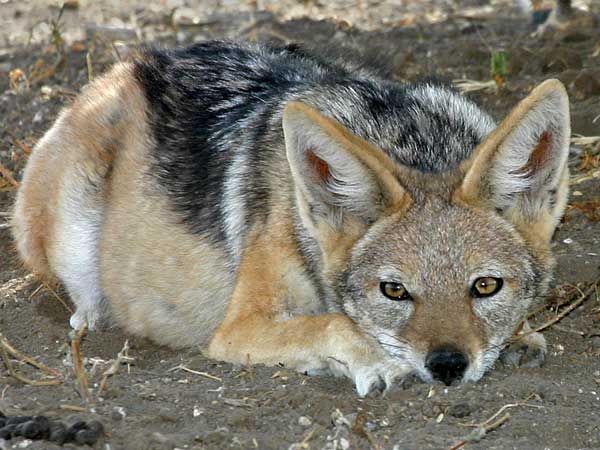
top-left (426, 347), bottom-right (468, 385)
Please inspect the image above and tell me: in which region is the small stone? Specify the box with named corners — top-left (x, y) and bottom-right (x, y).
top-left (49, 423), bottom-right (68, 444)
top-left (14, 422), bottom-right (25, 436)
top-left (21, 421), bottom-right (43, 439)
top-left (448, 402), bottom-right (472, 418)
top-left (298, 416), bottom-right (312, 427)
top-left (112, 407), bottom-right (126, 421)
top-left (87, 420), bottom-right (104, 435)
top-left (6, 416), bottom-right (32, 426)
top-left (65, 421), bottom-right (88, 442)
top-left (32, 416), bottom-right (50, 437)
top-left (590, 336), bottom-right (600, 349)
top-left (3, 424), bottom-right (16, 435)
top-left (339, 437), bottom-right (350, 450)
top-left (75, 428), bottom-right (99, 445)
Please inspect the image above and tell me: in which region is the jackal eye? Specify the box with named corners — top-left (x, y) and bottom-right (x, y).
top-left (380, 282), bottom-right (412, 301)
top-left (471, 277), bottom-right (503, 298)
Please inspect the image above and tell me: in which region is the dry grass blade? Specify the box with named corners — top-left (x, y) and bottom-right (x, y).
top-left (98, 340), bottom-right (134, 394)
top-left (0, 334), bottom-right (61, 386)
top-left (71, 325), bottom-right (91, 402)
top-left (452, 79), bottom-right (497, 93)
top-left (42, 281), bottom-right (74, 314)
top-left (571, 135), bottom-right (600, 147)
top-left (169, 364), bottom-right (222, 382)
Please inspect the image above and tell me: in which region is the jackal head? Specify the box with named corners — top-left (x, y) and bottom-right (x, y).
top-left (283, 80), bottom-right (570, 385)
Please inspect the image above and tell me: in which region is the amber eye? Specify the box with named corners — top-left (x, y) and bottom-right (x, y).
top-left (380, 282), bottom-right (412, 301)
top-left (471, 277), bottom-right (503, 298)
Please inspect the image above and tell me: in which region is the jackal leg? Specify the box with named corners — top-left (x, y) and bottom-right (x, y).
top-left (207, 232), bottom-right (409, 396)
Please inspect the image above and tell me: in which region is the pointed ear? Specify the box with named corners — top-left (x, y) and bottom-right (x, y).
top-left (282, 102), bottom-right (410, 232)
top-left (455, 79), bottom-right (570, 243)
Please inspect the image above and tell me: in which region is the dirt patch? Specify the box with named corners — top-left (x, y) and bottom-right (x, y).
top-left (1, 1), bottom-right (600, 449)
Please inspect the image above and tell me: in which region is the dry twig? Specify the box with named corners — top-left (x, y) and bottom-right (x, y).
top-left (512, 275), bottom-right (600, 343)
top-left (0, 333), bottom-right (61, 386)
top-left (0, 162), bottom-right (19, 189)
top-left (0, 333), bottom-right (60, 377)
top-left (71, 326), bottom-right (91, 402)
top-left (449, 395), bottom-right (542, 449)
top-left (98, 340), bottom-right (134, 393)
top-left (448, 413), bottom-right (511, 450)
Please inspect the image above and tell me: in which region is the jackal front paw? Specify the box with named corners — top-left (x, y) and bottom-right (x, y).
top-left (501, 331), bottom-right (547, 368)
top-left (328, 357), bottom-right (411, 397)
top-left (69, 307), bottom-right (103, 331)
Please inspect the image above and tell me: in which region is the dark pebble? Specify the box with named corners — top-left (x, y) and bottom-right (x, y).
top-left (22, 421), bottom-right (43, 439)
top-left (66, 421), bottom-right (88, 441)
top-left (87, 420), bottom-right (104, 435)
top-left (6, 416), bottom-right (33, 426)
top-left (448, 402), bottom-right (472, 418)
top-left (49, 423), bottom-right (68, 444)
top-left (75, 429), bottom-right (99, 445)
top-left (33, 416), bottom-right (50, 437)
top-left (14, 422), bottom-right (25, 436)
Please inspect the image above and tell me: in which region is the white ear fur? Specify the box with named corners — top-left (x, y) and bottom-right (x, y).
top-left (459, 79), bottom-right (570, 227)
top-left (283, 103), bottom-right (390, 226)
top-left (490, 83), bottom-right (570, 217)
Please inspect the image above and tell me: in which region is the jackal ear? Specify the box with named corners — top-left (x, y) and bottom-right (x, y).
top-left (456, 79), bottom-right (570, 243)
top-left (283, 102), bottom-right (409, 230)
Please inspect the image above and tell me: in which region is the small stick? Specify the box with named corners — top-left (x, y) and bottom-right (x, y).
top-left (11, 136), bottom-right (32, 156)
top-left (0, 338), bottom-right (61, 386)
top-left (71, 326), bottom-right (91, 402)
top-left (59, 404), bottom-right (88, 412)
top-left (98, 340), bottom-right (134, 394)
top-left (42, 281), bottom-right (74, 314)
top-left (0, 162), bottom-right (19, 188)
top-left (512, 275), bottom-right (600, 343)
top-left (27, 284), bottom-right (43, 301)
top-left (448, 413), bottom-right (511, 450)
top-left (169, 364), bottom-right (222, 382)
top-left (0, 333), bottom-right (61, 377)
top-left (86, 51), bottom-right (94, 82)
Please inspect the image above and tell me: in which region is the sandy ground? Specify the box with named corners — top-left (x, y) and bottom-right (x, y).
top-left (0, 1), bottom-right (599, 449)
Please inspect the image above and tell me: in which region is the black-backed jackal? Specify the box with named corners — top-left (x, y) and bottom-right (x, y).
top-left (12, 41), bottom-right (570, 395)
